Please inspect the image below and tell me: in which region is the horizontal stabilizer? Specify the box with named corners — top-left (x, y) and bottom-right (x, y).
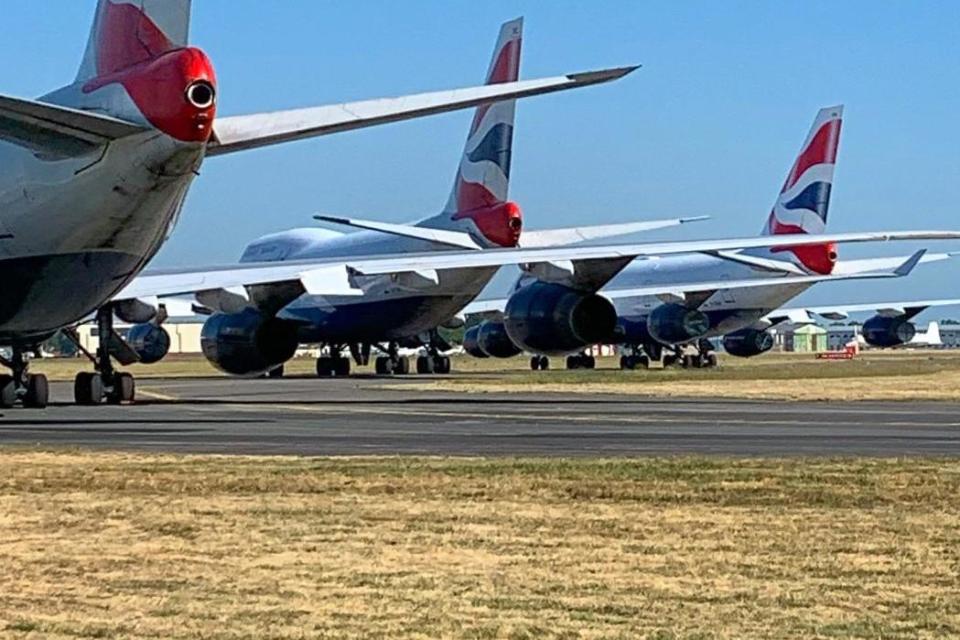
top-left (520, 216), bottom-right (708, 248)
top-left (0, 94), bottom-right (148, 155)
top-left (314, 215), bottom-right (482, 250)
top-left (207, 66), bottom-right (638, 156)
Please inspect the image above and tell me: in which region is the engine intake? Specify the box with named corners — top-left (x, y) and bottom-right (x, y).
top-left (477, 321), bottom-right (522, 358)
top-left (462, 325), bottom-right (488, 359)
top-left (201, 309), bottom-right (299, 376)
top-left (126, 324), bottom-right (171, 364)
top-left (504, 282), bottom-right (616, 355)
top-left (723, 328), bottom-right (774, 358)
top-left (862, 315), bottom-right (915, 348)
top-left (647, 303), bottom-right (710, 345)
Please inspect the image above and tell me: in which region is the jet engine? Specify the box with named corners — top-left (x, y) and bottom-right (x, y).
top-left (504, 282), bottom-right (616, 355)
top-left (125, 324), bottom-right (171, 365)
top-left (479, 321), bottom-right (523, 358)
top-left (862, 315), bottom-right (915, 348)
top-left (646, 303), bottom-right (710, 345)
top-left (722, 328), bottom-right (775, 358)
top-left (462, 325), bottom-right (489, 359)
top-left (200, 309), bottom-right (299, 376)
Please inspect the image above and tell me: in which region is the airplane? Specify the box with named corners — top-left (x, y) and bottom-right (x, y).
top-left (766, 298), bottom-right (960, 351)
top-left (461, 106), bottom-right (959, 370)
top-left (0, 1), bottom-right (640, 409)
top-left (108, 17), bottom-right (698, 381)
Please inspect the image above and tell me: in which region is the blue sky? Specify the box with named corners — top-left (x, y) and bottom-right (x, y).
top-left (3, 1), bottom-right (959, 312)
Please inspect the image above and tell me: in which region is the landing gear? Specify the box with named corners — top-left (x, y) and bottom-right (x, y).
top-left (565, 353), bottom-right (596, 370)
top-left (663, 340), bottom-right (719, 369)
top-left (70, 306), bottom-right (136, 405)
top-left (0, 347), bottom-right (49, 409)
top-left (316, 345), bottom-right (351, 377)
top-left (416, 354), bottom-right (451, 374)
top-left (530, 355), bottom-right (550, 371)
top-left (619, 354), bottom-right (649, 370)
top-left (374, 343), bottom-right (410, 375)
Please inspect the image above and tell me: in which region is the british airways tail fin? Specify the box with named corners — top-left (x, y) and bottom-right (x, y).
top-left (758, 105), bottom-right (844, 274)
top-left (76, 0), bottom-right (192, 82)
top-left (418, 18), bottom-right (524, 247)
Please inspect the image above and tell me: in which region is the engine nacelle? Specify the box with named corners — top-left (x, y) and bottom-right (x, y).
top-left (126, 324), bottom-right (171, 365)
top-left (862, 315), bottom-right (915, 348)
top-left (722, 328), bottom-right (774, 358)
top-left (200, 309), bottom-right (299, 376)
top-left (647, 303), bottom-right (710, 345)
top-left (462, 325), bottom-right (489, 359)
top-left (476, 321), bottom-right (522, 358)
top-left (504, 282), bottom-right (617, 355)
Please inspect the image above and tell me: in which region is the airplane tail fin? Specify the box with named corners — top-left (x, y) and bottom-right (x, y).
top-left (77, 0), bottom-right (192, 82)
top-left (761, 105), bottom-right (843, 273)
top-left (420, 18), bottom-right (524, 247)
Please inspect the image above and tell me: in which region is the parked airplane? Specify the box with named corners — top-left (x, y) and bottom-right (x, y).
top-left (99, 18), bottom-right (703, 381)
top-left (768, 298), bottom-right (960, 351)
top-left (0, 1), bottom-right (639, 408)
top-left (462, 106), bottom-right (957, 369)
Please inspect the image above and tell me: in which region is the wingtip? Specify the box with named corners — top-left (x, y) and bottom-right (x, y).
top-left (680, 215), bottom-right (711, 224)
top-left (567, 64), bottom-right (641, 84)
top-left (894, 249), bottom-right (927, 276)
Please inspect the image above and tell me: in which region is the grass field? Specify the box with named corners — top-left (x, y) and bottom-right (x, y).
top-left (28, 350), bottom-right (960, 401)
top-left (399, 351), bottom-right (960, 401)
top-left (0, 452), bottom-right (957, 639)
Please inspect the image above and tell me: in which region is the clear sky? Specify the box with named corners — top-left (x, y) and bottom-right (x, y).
top-left (3, 1), bottom-right (959, 313)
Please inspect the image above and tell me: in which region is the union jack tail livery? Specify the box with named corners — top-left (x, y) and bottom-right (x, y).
top-left (424, 18), bottom-right (524, 248)
top-left (762, 105), bottom-right (843, 273)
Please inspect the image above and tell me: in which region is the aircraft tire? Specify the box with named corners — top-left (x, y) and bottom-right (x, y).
top-left (334, 357), bottom-right (351, 377)
top-left (74, 372), bottom-right (104, 406)
top-left (416, 356), bottom-right (434, 374)
top-left (23, 374), bottom-right (49, 409)
top-left (0, 375), bottom-right (17, 409)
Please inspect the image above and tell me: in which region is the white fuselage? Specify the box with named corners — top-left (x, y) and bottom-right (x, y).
top-left (603, 253), bottom-right (812, 339)
top-left (240, 227), bottom-right (497, 343)
top-left (0, 120), bottom-right (202, 341)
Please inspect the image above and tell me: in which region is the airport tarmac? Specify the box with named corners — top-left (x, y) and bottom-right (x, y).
top-left (0, 376), bottom-right (958, 456)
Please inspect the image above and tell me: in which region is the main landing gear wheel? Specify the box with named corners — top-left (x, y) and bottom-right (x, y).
top-left (23, 373), bottom-right (50, 408)
top-left (374, 354), bottom-right (409, 375)
top-left (267, 365), bottom-right (285, 379)
top-left (565, 354), bottom-right (596, 370)
top-left (70, 306), bottom-right (137, 405)
top-left (416, 355), bottom-right (435, 374)
top-left (530, 355), bottom-right (550, 371)
top-left (619, 354), bottom-right (649, 370)
top-left (317, 356), bottom-right (351, 377)
top-left (0, 348), bottom-right (50, 409)
top-left (74, 372), bottom-right (104, 406)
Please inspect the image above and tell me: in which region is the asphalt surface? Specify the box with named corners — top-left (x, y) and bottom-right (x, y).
top-left (0, 375), bottom-right (958, 456)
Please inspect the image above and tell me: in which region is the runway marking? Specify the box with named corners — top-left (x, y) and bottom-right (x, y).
top-left (137, 389), bottom-right (179, 402)
top-left (215, 402), bottom-right (960, 430)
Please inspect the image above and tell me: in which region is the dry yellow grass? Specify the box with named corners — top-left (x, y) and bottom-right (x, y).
top-left (0, 452), bottom-right (958, 639)
top-left (397, 351), bottom-right (960, 401)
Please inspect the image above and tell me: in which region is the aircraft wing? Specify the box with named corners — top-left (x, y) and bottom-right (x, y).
top-left (779, 298), bottom-right (960, 322)
top-left (313, 214), bottom-right (706, 251)
top-left (114, 231), bottom-right (960, 311)
top-left (0, 94), bottom-right (149, 155)
top-left (518, 216), bottom-right (709, 248)
top-left (604, 250), bottom-right (927, 310)
top-left (314, 215), bottom-right (483, 249)
top-left (206, 66), bottom-right (637, 156)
